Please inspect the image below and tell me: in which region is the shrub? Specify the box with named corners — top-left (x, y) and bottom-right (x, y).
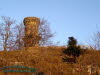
top-left (63, 37), bottom-right (85, 63)
top-left (62, 56), bottom-right (76, 63)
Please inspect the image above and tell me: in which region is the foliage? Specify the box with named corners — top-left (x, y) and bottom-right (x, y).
top-left (68, 37), bottom-right (77, 46)
top-left (63, 45), bottom-right (82, 58)
top-left (63, 37), bottom-right (84, 63)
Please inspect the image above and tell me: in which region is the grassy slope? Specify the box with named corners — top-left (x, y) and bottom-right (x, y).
top-left (0, 47), bottom-right (100, 75)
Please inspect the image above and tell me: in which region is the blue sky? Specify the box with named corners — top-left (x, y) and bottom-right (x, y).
top-left (0, 0), bottom-right (100, 45)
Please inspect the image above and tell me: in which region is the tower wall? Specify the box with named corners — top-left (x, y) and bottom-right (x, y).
top-left (23, 17), bottom-right (40, 47)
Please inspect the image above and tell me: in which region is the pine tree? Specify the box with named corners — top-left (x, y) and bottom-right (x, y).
top-left (63, 37), bottom-right (82, 63)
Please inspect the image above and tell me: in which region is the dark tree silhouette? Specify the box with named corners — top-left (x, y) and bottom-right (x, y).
top-left (63, 37), bottom-right (82, 63)
top-left (68, 37), bottom-right (77, 46)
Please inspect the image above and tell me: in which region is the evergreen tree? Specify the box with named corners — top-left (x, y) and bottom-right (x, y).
top-left (63, 37), bottom-right (82, 63)
top-left (68, 37), bottom-right (77, 46)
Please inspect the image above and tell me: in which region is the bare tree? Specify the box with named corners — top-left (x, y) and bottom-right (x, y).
top-left (14, 18), bottom-right (54, 49)
top-left (0, 17), bottom-right (54, 50)
top-left (0, 16), bottom-right (15, 51)
top-left (91, 31), bottom-right (100, 50)
top-left (39, 18), bottom-right (54, 46)
top-left (13, 23), bottom-right (25, 50)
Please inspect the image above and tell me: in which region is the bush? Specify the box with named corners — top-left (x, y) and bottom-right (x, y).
top-left (63, 46), bottom-right (82, 58)
top-left (63, 37), bottom-right (85, 63)
top-left (62, 56), bottom-right (76, 63)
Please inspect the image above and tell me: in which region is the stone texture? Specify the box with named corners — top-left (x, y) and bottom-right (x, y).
top-left (23, 17), bottom-right (41, 47)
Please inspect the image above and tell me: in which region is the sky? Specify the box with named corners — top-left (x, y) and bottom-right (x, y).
top-left (0, 0), bottom-right (100, 46)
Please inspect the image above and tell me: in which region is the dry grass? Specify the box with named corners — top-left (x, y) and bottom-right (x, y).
top-left (0, 47), bottom-right (100, 75)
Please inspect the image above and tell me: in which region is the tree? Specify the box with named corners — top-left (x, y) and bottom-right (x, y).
top-left (0, 17), bottom-right (54, 50)
top-left (0, 16), bottom-right (15, 51)
top-left (39, 18), bottom-right (54, 46)
top-left (91, 31), bottom-right (100, 50)
top-left (68, 37), bottom-right (77, 46)
top-left (12, 23), bottom-right (25, 50)
top-left (63, 37), bottom-right (82, 63)
top-left (13, 18), bottom-right (54, 50)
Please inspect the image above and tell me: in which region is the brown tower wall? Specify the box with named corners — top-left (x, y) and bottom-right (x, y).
top-left (23, 17), bottom-right (40, 47)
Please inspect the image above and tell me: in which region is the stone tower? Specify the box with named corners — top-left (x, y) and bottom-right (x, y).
top-left (23, 17), bottom-right (40, 47)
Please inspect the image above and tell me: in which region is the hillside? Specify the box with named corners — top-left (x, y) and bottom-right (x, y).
top-left (0, 47), bottom-right (100, 75)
